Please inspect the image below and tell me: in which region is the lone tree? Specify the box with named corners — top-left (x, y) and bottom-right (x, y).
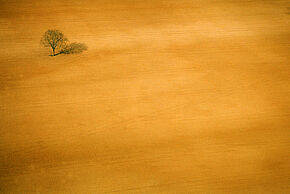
top-left (41, 29), bottom-right (68, 56)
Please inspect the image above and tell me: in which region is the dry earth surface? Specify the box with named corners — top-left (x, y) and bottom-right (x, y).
top-left (0, 0), bottom-right (289, 193)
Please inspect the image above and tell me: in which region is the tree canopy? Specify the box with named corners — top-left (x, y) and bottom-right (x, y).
top-left (40, 29), bottom-right (68, 56)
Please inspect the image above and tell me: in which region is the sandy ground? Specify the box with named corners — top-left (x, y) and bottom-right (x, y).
top-left (0, 0), bottom-right (289, 193)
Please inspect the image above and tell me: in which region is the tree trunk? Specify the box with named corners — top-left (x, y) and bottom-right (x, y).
top-left (52, 47), bottom-right (55, 56)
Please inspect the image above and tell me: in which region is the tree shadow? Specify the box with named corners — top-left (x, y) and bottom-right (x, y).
top-left (49, 53), bottom-right (62, 56)
top-left (59, 42), bottom-right (88, 55)
top-left (48, 42), bottom-right (88, 56)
